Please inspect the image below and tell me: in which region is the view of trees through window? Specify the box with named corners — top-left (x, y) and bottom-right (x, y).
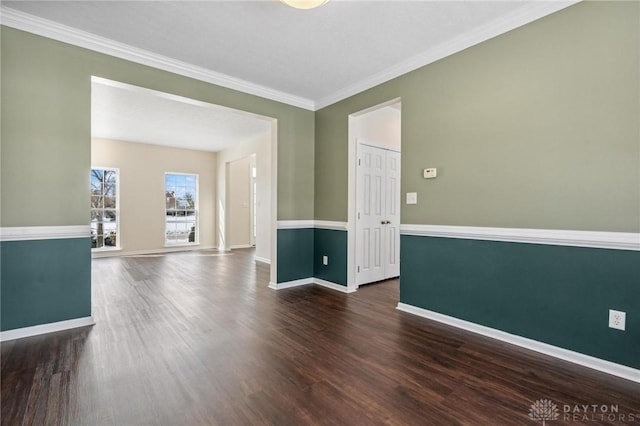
top-left (91, 168), bottom-right (118, 249)
top-left (166, 173), bottom-right (198, 245)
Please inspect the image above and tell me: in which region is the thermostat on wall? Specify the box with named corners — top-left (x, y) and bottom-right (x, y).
top-left (423, 168), bottom-right (437, 179)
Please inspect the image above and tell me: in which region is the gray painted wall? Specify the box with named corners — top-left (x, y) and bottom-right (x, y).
top-left (315, 2), bottom-right (639, 232)
top-left (1, 27), bottom-right (315, 226)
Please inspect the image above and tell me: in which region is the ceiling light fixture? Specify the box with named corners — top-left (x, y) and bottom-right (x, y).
top-left (280, 0), bottom-right (329, 10)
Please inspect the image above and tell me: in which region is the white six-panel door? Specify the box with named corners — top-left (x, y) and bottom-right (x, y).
top-left (356, 143), bottom-right (400, 285)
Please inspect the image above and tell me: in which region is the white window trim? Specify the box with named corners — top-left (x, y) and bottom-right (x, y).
top-left (164, 172), bottom-right (200, 247)
top-left (91, 167), bottom-right (120, 251)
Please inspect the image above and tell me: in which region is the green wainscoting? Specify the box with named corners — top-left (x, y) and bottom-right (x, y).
top-left (276, 228), bottom-right (348, 286)
top-left (313, 229), bottom-right (347, 286)
top-left (1, 238), bottom-right (92, 331)
top-left (277, 228), bottom-right (314, 283)
top-left (400, 235), bottom-right (640, 369)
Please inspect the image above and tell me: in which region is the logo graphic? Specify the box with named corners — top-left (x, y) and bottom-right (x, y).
top-left (529, 399), bottom-right (560, 425)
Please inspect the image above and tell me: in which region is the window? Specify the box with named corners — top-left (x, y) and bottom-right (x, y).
top-left (165, 173), bottom-right (198, 245)
top-left (91, 168), bottom-right (119, 249)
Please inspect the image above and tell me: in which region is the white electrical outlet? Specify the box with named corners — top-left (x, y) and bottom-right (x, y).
top-left (609, 309), bottom-right (626, 331)
top-left (322, 255), bottom-right (328, 266)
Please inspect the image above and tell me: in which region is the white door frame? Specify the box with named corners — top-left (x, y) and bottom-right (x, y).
top-left (269, 119), bottom-right (278, 286)
top-left (347, 98), bottom-right (401, 291)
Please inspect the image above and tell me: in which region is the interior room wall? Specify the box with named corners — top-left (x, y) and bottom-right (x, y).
top-left (216, 132), bottom-right (271, 262)
top-left (313, 1), bottom-right (640, 370)
top-left (311, 102), bottom-right (402, 287)
top-left (91, 137), bottom-right (217, 254)
top-left (228, 154), bottom-right (256, 248)
top-left (0, 28), bottom-right (313, 229)
top-left (1, 24), bottom-right (312, 332)
top-left (315, 2), bottom-right (639, 231)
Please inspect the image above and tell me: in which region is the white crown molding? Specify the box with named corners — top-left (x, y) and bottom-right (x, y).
top-left (0, 225), bottom-right (91, 242)
top-left (0, 316), bottom-right (95, 342)
top-left (1, 2), bottom-right (581, 112)
top-left (315, 0), bottom-right (581, 109)
top-left (397, 303), bottom-right (639, 384)
top-left (400, 224), bottom-right (640, 251)
top-left (0, 7), bottom-right (315, 111)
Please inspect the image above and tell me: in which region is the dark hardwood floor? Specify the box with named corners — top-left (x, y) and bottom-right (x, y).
top-left (2, 248), bottom-right (639, 425)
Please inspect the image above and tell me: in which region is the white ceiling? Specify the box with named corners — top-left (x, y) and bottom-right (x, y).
top-left (92, 78), bottom-right (271, 152)
top-left (3, 0), bottom-right (577, 150)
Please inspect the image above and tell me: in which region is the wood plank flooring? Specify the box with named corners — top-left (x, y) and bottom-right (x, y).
top-left (2, 248), bottom-right (639, 425)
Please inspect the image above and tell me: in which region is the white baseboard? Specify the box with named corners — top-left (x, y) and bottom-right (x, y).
top-left (313, 278), bottom-right (356, 293)
top-left (268, 278), bottom-right (313, 290)
top-left (0, 316), bottom-right (95, 342)
top-left (268, 277), bottom-right (356, 294)
top-left (255, 256), bottom-right (271, 265)
top-left (230, 244), bottom-right (253, 250)
top-left (92, 245), bottom-right (219, 258)
top-left (396, 303), bottom-right (640, 384)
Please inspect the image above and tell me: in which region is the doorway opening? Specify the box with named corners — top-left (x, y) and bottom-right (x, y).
top-left (347, 99), bottom-right (402, 290)
top-left (227, 154), bottom-right (256, 250)
top-left (90, 76), bottom-right (278, 285)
